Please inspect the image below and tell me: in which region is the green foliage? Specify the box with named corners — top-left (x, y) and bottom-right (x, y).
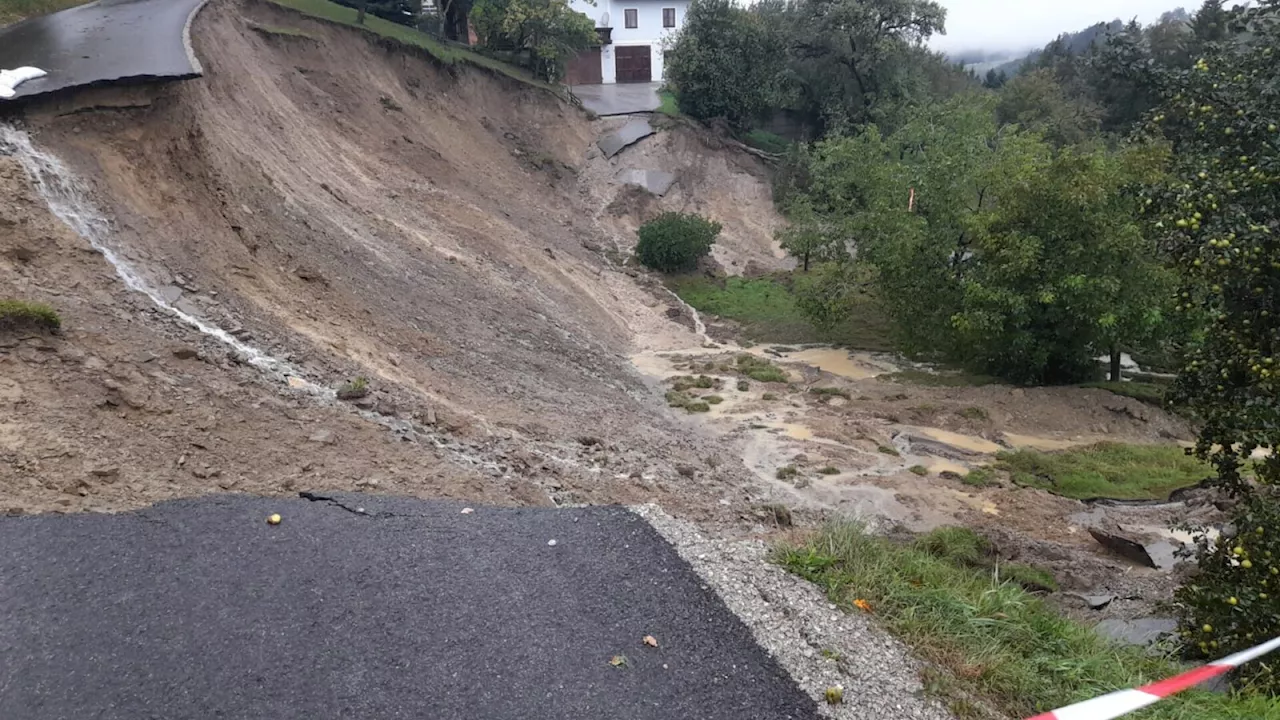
top-left (266, 0), bottom-right (551, 87)
top-left (959, 466), bottom-right (997, 487)
top-left (1134, 1), bottom-right (1280, 498)
top-left (882, 369), bottom-right (1000, 387)
top-left (735, 354), bottom-right (788, 383)
top-left (704, 395), bottom-right (724, 405)
top-left (1001, 563), bottom-right (1060, 593)
top-left (761, 392), bottom-right (779, 401)
top-left (809, 387), bottom-right (851, 399)
top-left (657, 90), bottom-right (680, 117)
top-left (743, 129), bottom-right (789, 154)
top-left (662, 0), bottom-right (783, 128)
top-left (736, 379), bottom-right (749, 391)
top-left (776, 465), bottom-right (799, 480)
top-left (996, 443), bottom-right (1212, 500)
top-left (789, 94), bottom-right (1174, 384)
top-left (915, 526), bottom-right (992, 567)
top-left (635, 212), bottom-right (721, 273)
top-left (671, 375), bottom-right (716, 391)
top-left (877, 444), bottom-right (899, 456)
top-left (776, 199), bottom-right (847, 272)
top-left (0, 300), bottom-right (61, 333)
top-left (995, 69), bottom-right (1102, 147)
top-left (1176, 495), bottom-right (1280, 692)
top-left (908, 464), bottom-right (928, 476)
top-left (336, 376), bottom-right (370, 400)
top-left (470, 0), bottom-right (596, 81)
top-left (818, 466), bottom-right (841, 475)
top-left (0, 0), bottom-right (89, 25)
top-left (776, 523), bottom-right (1273, 719)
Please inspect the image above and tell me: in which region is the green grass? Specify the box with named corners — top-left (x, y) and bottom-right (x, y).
top-left (883, 369), bottom-right (1001, 387)
top-left (959, 466), bottom-right (997, 487)
top-left (877, 445), bottom-right (900, 456)
top-left (704, 395), bottom-right (724, 405)
top-left (735, 354), bottom-right (789, 383)
top-left (996, 442), bottom-right (1212, 500)
top-left (810, 386), bottom-right (852, 399)
top-left (657, 90), bottom-right (680, 117)
top-left (909, 465), bottom-right (929, 476)
top-left (0, 0), bottom-right (88, 25)
top-left (667, 273), bottom-right (893, 351)
top-left (0, 300), bottom-right (61, 333)
top-left (742, 129), bottom-right (789, 154)
top-left (265, 0), bottom-right (551, 89)
top-left (777, 523), bottom-right (1279, 720)
top-left (1080, 381), bottom-right (1168, 407)
top-left (818, 466), bottom-right (841, 475)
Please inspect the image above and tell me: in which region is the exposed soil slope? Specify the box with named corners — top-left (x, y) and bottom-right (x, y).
top-left (3, 0), bottom-right (788, 517)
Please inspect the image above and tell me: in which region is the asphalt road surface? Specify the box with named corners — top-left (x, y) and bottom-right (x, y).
top-left (0, 0), bottom-right (208, 102)
top-left (0, 494), bottom-right (820, 720)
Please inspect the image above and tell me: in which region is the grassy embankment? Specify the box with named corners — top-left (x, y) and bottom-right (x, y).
top-left (668, 273), bottom-right (894, 351)
top-left (778, 524), bottom-right (1279, 720)
top-left (0, 0), bottom-right (87, 26)
top-left (265, 0), bottom-right (552, 89)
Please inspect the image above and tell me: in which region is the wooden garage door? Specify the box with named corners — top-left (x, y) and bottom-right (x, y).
top-left (564, 47), bottom-right (602, 85)
top-left (615, 45), bottom-right (652, 83)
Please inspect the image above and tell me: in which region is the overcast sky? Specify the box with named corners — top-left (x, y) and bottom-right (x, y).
top-left (929, 0), bottom-right (1181, 54)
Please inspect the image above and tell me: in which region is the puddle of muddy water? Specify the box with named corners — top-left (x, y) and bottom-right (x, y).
top-left (1002, 433), bottom-right (1088, 451)
top-left (901, 426), bottom-right (1004, 455)
top-left (781, 348), bottom-right (895, 381)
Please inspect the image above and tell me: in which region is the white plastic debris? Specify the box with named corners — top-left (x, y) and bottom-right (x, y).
top-left (547, 539), bottom-right (557, 546)
top-left (460, 507), bottom-right (474, 514)
top-left (0, 67), bottom-right (48, 99)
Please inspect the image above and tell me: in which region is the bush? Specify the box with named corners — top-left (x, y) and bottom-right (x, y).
top-left (735, 354), bottom-right (788, 383)
top-left (0, 300), bottom-right (61, 333)
top-left (635, 212), bottom-right (721, 273)
top-left (776, 465), bottom-right (798, 480)
top-left (1177, 496), bottom-right (1280, 693)
top-left (336, 376), bottom-right (370, 400)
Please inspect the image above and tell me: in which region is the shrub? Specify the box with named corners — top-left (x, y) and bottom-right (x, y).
top-left (704, 395), bottom-right (724, 405)
top-left (818, 466), bottom-right (840, 475)
top-left (735, 354), bottom-right (788, 383)
top-left (336, 376), bottom-right (370, 400)
top-left (909, 465), bottom-right (929, 476)
top-left (1177, 496), bottom-right (1280, 692)
top-left (0, 300), bottom-right (61, 333)
top-left (776, 465), bottom-right (798, 480)
top-left (809, 387), bottom-right (851, 399)
top-left (877, 445), bottom-right (899, 456)
top-left (736, 379), bottom-right (749, 391)
top-left (761, 392), bottom-right (779, 401)
top-left (635, 212), bottom-right (721, 273)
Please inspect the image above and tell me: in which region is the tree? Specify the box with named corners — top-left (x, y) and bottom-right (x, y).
top-left (784, 0), bottom-right (947, 132)
top-left (1132, 0), bottom-right (1280, 688)
top-left (635, 212), bottom-right (722, 273)
top-left (662, 0), bottom-right (783, 128)
top-left (983, 68), bottom-right (1007, 89)
top-left (776, 199), bottom-right (847, 271)
top-left (995, 68), bottom-right (1101, 147)
top-left (470, 0), bottom-right (596, 81)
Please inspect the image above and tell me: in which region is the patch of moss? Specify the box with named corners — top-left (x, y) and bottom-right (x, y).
top-left (0, 300), bottom-right (61, 333)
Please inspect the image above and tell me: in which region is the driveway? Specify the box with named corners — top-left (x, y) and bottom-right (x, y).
top-left (573, 81), bottom-right (661, 116)
top-left (0, 494), bottom-right (820, 720)
top-left (0, 0), bottom-right (210, 102)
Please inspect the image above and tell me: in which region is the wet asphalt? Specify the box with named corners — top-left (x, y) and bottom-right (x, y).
top-left (0, 0), bottom-right (208, 102)
top-left (0, 494), bottom-right (820, 720)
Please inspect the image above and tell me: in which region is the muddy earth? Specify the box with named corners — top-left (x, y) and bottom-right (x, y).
top-left (0, 0), bottom-right (1219, 645)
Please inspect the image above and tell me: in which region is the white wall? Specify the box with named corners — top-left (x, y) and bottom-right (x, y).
top-left (567, 0), bottom-right (689, 83)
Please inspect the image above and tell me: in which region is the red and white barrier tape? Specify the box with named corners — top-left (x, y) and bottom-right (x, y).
top-left (1025, 635), bottom-right (1280, 720)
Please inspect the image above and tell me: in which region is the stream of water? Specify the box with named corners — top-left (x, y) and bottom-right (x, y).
top-left (0, 123), bottom-right (321, 393)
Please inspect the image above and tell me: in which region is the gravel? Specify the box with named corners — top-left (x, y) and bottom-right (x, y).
top-left (632, 504), bottom-right (957, 720)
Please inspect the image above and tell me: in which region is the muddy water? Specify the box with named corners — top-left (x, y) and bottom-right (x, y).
top-left (902, 426), bottom-right (1004, 455)
top-left (783, 348), bottom-right (896, 380)
top-left (1003, 433), bottom-right (1087, 451)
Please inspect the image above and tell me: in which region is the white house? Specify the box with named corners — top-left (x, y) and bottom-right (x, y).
top-left (564, 0), bottom-right (690, 84)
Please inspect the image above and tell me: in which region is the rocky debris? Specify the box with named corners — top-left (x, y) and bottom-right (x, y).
top-left (597, 118), bottom-right (655, 158)
top-left (1087, 525), bottom-right (1179, 570)
top-left (1070, 592), bottom-right (1117, 610)
top-left (159, 286), bottom-right (183, 304)
top-left (616, 168), bottom-right (676, 196)
top-left (308, 429), bottom-right (336, 445)
top-left (171, 346), bottom-right (199, 360)
top-left (1094, 617), bottom-right (1178, 647)
top-left (634, 505), bottom-right (953, 720)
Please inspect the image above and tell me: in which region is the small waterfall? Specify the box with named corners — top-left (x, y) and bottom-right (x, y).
top-left (660, 285), bottom-right (710, 343)
top-left (0, 123), bottom-right (321, 393)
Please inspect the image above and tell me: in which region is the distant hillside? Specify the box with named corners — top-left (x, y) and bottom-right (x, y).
top-left (960, 10), bottom-right (1191, 80)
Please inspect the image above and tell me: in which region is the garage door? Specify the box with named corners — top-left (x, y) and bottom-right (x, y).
top-left (615, 46), bottom-right (652, 83)
top-left (564, 48), bottom-right (602, 85)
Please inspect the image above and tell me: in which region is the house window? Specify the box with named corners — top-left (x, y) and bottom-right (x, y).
top-left (624, 8), bottom-right (637, 28)
top-left (663, 8), bottom-right (675, 27)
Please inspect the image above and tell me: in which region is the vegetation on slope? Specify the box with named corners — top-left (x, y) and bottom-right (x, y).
top-left (997, 443), bottom-right (1211, 501)
top-left (777, 523), bottom-right (1279, 720)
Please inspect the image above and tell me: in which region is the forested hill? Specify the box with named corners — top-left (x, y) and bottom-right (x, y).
top-left (963, 8), bottom-right (1192, 80)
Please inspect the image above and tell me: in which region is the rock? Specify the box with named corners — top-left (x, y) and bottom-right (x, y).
top-left (159, 286), bottom-right (183, 304)
top-left (353, 397), bottom-right (377, 410)
top-left (675, 464), bottom-right (697, 478)
top-left (308, 429), bottom-right (336, 444)
top-left (1087, 526), bottom-right (1174, 569)
top-left (665, 307), bottom-right (683, 319)
top-left (171, 347), bottom-right (199, 360)
top-left (1073, 593), bottom-right (1117, 610)
top-left (939, 471), bottom-right (964, 481)
top-left (89, 467), bottom-right (120, 481)
top-left (1095, 617), bottom-right (1178, 647)
top-left (355, 478), bottom-right (380, 488)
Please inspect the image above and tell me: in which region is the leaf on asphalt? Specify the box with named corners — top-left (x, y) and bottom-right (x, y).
top-left (609, 655), bottom-right (628, 667)
top-left (643, 635), bottom-right (658, 647)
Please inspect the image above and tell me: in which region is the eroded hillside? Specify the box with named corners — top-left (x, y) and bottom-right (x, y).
top-left (1, 0), bottom-right (790, 518)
